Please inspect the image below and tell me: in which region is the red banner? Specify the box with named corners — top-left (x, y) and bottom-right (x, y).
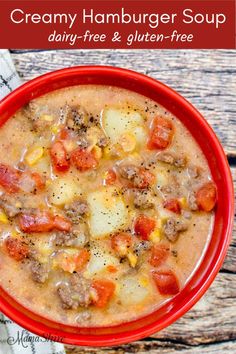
top-left (0, 0), bottom-right (235, 49)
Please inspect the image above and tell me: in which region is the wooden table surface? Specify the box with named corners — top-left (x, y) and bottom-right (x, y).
top-left (10, 49), bottom-right (236, 354)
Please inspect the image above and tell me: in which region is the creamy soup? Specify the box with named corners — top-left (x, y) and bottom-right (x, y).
top-left (0, 85), bottom-right (216, 327)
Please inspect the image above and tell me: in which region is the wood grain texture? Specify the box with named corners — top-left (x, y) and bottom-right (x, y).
top-left (65, 341), bottom-right (236, 354)
top-left (9, 49), bottom-right (236, 354)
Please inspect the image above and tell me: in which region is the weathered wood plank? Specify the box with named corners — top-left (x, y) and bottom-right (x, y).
top-left (222, 245), bottom-right (236, 273)
top-left (65, 340), bottom-right (236, 354)
top-left (221, 166), bottom-right (236, 272)
top-left (63, 272), bottom-right (235, 354)
top-left (10, 49), bottom-right (236, 154)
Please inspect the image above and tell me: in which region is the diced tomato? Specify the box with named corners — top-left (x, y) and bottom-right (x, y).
top-left (134, 214), bottom-right (156, 240)
top-left (134, 168), bottom-right (156, 189)
top-left (53, 215), bottom-right (72, 232)
top-left (31, 172), bottom-right (45, 190)
top-left (104, 169), bottom-right (116, 185)
top-left (60, 256), bottom-right (75, 273)
top-left (19, 212), bottom-right (54, 233)
top-left (147, 117), bottom-right (174, 150)
top-left (196, 182), bottom-right (217, 212)
top-left (92, 279), bottom-right (116, 308)
top-left (152, 270), bottom-right (180, 295)
top-left (58, 127), bottom-right (70, 140)
top-left (50, 141), bottom-right (70, 172)
top-left (107, 265), bottom-right (118, 273)
top-left (111, 232), bottom-right (132, 257)
top-left (0, 163), bottom-right (21, 193)
top-left (149, 244), bottom-right (170, 267)
top-left (5, 237), bottom-right (29, 261)
top-left (60, 249), bottom-right (90, 273)
top-left (19, 212), bottom-right (71, 233)
top-left (163, 199), bottom-right (181, 214)
top-left (59, 255), bottom-right (72, 273)
top-left (75, 249), bottom-right (90, 271)
top-left (71, 148), bottom-right (98, 172)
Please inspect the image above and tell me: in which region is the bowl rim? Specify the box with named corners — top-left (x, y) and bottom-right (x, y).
top-left (0, 65), bottom-right (234, 347)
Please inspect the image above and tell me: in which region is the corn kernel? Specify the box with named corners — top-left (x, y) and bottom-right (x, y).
top-left (149, 229), bottom-right (162, 243)
top-left (128, 210), bottom-right (136, 219)
top-left (63, 248), bottom-right (78, 255)
top-left (52, 258), bottom-right (59, 270)
top-left (92, 145), bottom-right (102, 160)
top-left (38, 242), bottom-right (52, 257)
top-left (38, 257), bottom-right (48, 264)
top-left (103, 146), bottom-right (111, 158)
top-left (0, 211), bottom-right (9, 224)
top-left (25, 146), bottom-right (44, 166)
top-left (90, 287), bottom-right (99, 302)
top-left (114, 283), bottom-right (121, 295)
top-left (179, 197), bottom-right (187, 208)
top-left (139, 276), bottom-right (149, 287)
top-left (160, 216), bottom-right (169, 226)
top-left (103, 170), bottom-right (109, 179)
top-left (15, 201), bottom-right (22, 209)
top-left (157, 217), bottom-right (168, 228)
top-left (156, 219), bottom-right (162, 229)
top-left (51, 125), bottom-right (60, 134)
top-left (41, 114), bottom-right (54, 122)
top-left (39, 203), bottom-right (46, 209)
top-left (45, 179), bottom-right (52, 187)
top-left (130, 152), bottom-right (141, 159)
top-left (120, 133), bottom-right (136, 152)
top-left (127, 251), bottom-right (138, 268)
top-left (11, 231), bottom-right (20, 238)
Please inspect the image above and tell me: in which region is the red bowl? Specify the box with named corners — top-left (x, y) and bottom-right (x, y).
top-left (0, 66), bottom-right (234, 347)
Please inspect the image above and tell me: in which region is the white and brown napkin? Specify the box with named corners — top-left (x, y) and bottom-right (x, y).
top-left (0, 50), bottom-right (21, 100)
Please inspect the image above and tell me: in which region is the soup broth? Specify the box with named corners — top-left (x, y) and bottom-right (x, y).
top-left (0, 85), bottom-right (216, 326)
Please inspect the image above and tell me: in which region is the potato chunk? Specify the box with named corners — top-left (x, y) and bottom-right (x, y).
top-left (133, 126), bottom-right (148, 147)
top-left (153, 167), bottom-right (169, 189)
top-left (87, 187), bottom-right (128, 239)
top-left (48, 176), bottom-right (81, 206)
top-left (86, 242), bottom-right (119, 276)
top-left (103, 107), bottom-right (144, 144)
top-left (34, 155), bottom-right (51, 176)
top-left (118, 277), bottom-right (149, 306)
